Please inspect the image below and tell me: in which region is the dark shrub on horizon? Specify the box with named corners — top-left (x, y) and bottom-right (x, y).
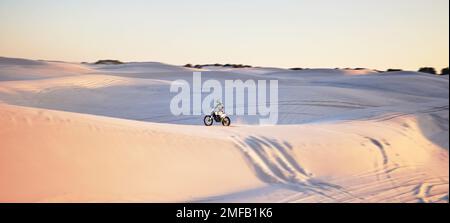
top-left (386, 69), bottom-right (403, 72)
top-left (184, 63), bottom-right (192, 68)
top-left (186, 63), bottom-right (253, 69)
top-left (290, 68), bottom-right (304, 71)
top-left (440, 67), bottom-right (449, 75)
top-left (94, 60), bottom-right (124, 65)
top-left (418, 67), bottom-right (437, 75)
top-left (227, 64), bottom-right (252, 68)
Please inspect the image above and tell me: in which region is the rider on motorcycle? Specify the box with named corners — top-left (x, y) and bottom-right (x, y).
top-left (203, 99), bottom-right (231, 126)
top-left (214, 100), bottom-right (224, 116)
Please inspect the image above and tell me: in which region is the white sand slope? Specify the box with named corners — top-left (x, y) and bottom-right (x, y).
top-left (0, 57), bottom-right (448, 203)
top-left (0, 57), bottom-right (96, 81)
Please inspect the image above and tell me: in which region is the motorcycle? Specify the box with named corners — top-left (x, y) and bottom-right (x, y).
top-left (204, 109), bottom-right (231, 126)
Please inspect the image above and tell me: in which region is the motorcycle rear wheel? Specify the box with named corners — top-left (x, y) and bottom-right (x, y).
top-left (204, 115), bottom-right (213, 126)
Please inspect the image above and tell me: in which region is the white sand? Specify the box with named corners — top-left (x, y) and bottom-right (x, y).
top-left (0, 57), bottom-right (448, 203)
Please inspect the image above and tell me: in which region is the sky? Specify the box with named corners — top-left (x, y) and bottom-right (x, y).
top-left (0, 0), bottom-right (448, 70)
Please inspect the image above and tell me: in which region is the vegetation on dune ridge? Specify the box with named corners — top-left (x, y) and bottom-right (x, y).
top-left (386, 68), bottom-right (403, 72)
top-left (416, 67), bottom-right (449, 75)
top-left (184, 63), bottom-right (252, 69)
top-left (86, 60), bottom-right (449, 75)
top-left (441, 67), bottom-right (449, 75)
top-left (289, 67), bottom-right (449, 75)
top-left (418, 67), bottom-right (437, 75)
top-left (94, 60), bottom-right (124, 65)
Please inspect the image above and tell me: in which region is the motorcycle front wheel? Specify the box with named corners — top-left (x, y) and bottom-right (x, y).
top-left (221, 117), bottom-right (231, 126)
top-left (204, 115), bottom-right (213, 126)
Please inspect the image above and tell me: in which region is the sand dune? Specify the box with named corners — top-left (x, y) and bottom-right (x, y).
top-left (0, 57), bottom-right (448, 202)
top-left (0, 57), bottom-right (95, 81)
top-left (0, 103), bottom-right (447, 202)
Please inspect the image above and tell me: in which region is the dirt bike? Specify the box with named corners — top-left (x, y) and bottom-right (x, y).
top-left (204, 110), bottom-right (231, 126)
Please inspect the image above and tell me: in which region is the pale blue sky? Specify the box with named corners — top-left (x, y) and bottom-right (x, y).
top-left (0, 0), bottom-right (448, 70)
